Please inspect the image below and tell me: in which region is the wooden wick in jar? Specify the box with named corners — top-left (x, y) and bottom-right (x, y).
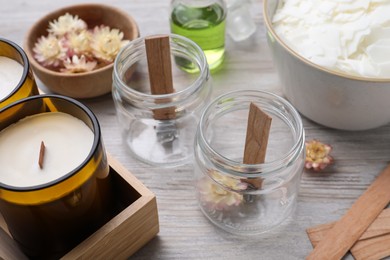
top-left (145, 35), bottom-right (176, 120)
top-left (38, 141), bottom-right (45, 169)
top-left (243, 102), bottom-right (272, 189)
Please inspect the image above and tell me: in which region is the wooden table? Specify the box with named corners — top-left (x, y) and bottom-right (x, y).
top-left (2, 0), bottom-right (390, 259)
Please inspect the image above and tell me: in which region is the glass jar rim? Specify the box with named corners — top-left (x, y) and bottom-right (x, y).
top-left (113, 33), bottom-right (209, 101)
top-left (198, 89), bottom-right (305, 178)
top-left (0, 38), bottom-right (31, 102)
top-left (0, 94), bottom-right (102, 192)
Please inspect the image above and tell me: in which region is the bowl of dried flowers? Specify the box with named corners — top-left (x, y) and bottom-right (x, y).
top-left (24, 3), bottom-right (139, 98)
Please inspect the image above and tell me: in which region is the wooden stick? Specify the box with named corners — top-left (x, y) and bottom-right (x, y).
top-left (38, 141), bottom-right (45, 169)
top-left (243, 103), bottom-right (272, 188)
top-left (307, 208), bottom-right (390, 247)
top-left (145, 35), bottom-right (175, 120)
top-left (350, 233), bottom-right (390, 260)
top-left (306, 164), bottom-right (390, 260)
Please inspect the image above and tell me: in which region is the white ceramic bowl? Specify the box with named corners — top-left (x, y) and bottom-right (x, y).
top-left (263, 0), bottom-right (390, 131)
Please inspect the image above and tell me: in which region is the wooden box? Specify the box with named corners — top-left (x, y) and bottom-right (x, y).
top-left (0, 153), bottom-right (159, 259)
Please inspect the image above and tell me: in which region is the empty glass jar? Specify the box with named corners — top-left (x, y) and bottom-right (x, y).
top-left (113, 34), bottom-right (212, 167)
top-left (194, 90), bottom-right (305, 235)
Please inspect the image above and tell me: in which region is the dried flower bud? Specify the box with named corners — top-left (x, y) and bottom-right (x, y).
top-left (305, 139), bottom-right (334, 171)
top-left (198, 170), bottom-right (248, 211)
top-left (61, 55), bottom-right (97, 73)
top-left (33, 34), bottom-right (67, 67)
top-left (91, 25), bottom-right (129, 62)
top-left (65, 30), bottom-right (93, 57)
top-left (48, 13), bottom-right (87, 37)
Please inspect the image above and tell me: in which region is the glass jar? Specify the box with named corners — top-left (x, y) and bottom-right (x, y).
top-left (113, 34), bottom-right (212, 167)
top-left (194, 90), bottom-right (305, 235)
top-left (0, 38), bottom-right (39, 109)
top-left (170, 0), bottom-right (227, 71)
top-left (0, 95), bottom-right (112, 259)
top-left (226, 0), bottom-right (256, 41)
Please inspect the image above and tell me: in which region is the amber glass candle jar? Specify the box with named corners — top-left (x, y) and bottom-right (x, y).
top-left (0, 38), bottom-right (38, 109)
top-left (0, 95), bottom-right (112, 259)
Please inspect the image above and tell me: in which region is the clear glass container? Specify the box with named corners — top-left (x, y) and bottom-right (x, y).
top-left (113, 34), bottom-right (212, 167)
top-left (194, 90), bottom-right (305, 235)
top-left (226, 0), bottom-right (256, 42)
top-left (170, 0), bottom-right (227, 71)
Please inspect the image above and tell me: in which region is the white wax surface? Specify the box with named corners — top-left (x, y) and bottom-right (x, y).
top-left (0, 112), bottom-right (94, 187)
top-left (272, 0), bottom-right (390, 78)
top-left (0, 56), bottom-right (24, 100)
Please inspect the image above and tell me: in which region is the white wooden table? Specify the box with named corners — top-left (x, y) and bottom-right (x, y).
top-left (2, 0), bottom-right (390, 259)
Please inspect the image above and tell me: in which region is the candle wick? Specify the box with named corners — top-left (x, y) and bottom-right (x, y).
top-left (38, 141), bottom-right (45, 169)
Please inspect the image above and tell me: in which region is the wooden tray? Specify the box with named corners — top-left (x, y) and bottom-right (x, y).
top-left (0, 153), bottom-right (159, 259)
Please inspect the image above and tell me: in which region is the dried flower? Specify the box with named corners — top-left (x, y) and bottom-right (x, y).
top-left (33, 34), bottom-right (67, 67)
top-left (48, 13), bottom-right (87, 36)
top-left (65, 30), bottom-right (93, 57)
top-left (33, 13), bottom-right (128, 73)
top-left (91, 26), bottom-right (129, 63)
top-left (305, 139), bottom-right (334, 171)
top-left (61, 55), bottom-right (97, 73)
top-left (198, 170), bottom-right (248, 211)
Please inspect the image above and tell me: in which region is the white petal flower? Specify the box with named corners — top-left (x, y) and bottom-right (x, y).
top-left (91, 25), bottom-right (129, 62)
top-left (198, 170), bottom-right (248, 211)
top-left (48, 13), bottom-right (87, 37)
top-left (65, 30), bottom-right (93, 56)
top-left (61, 55), bottom-right (97, 73)
top-left (33, 35), bottom-right (67, 67)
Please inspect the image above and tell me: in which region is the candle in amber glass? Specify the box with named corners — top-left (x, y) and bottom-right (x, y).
top-left (0, 95), bottom-right (113, 259)
top-left (0, 38), bottom-right (39, 109)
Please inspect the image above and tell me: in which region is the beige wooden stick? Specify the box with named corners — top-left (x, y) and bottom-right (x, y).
top-left (145, 35), bottom-right (175, 120)
top-left (307, 208), bottom-right (390, 247)
top-left (243, 103), bottom-right (272, 188)
top-left (306, 164), bottom-right (390, 260)
top-left (351, 233), bottom-right (390, 260)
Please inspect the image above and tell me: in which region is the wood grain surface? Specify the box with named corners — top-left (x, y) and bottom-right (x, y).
top-left (307, 208), bottom-right (390, 247)
top-left (307, 165), bottom-right (390, 260)
top-left (1, 0), bottom-right (390, 259)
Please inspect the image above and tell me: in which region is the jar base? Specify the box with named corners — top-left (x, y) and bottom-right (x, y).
top-left (123, 116), bottom-right (198, 167)
top-left (198, 194), bottom-right (297, 235)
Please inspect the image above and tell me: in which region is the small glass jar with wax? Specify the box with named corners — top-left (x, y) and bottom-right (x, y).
top-left (0, 95), bottom-right (113, 259)
top-left (0, 38), bottom-right (39, 109)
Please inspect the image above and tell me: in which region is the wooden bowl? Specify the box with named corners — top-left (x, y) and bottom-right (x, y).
top-left (24, 4), bottom-right (139, 99)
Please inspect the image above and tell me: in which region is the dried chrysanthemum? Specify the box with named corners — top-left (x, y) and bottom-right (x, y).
top-left (65, 30), bottom-right (93, 57)
top-left (61, 55), bottom-right (97, 73)
top-left (33, 34), bottom-right (67, 67)
top-left (198, 170), bottom-right (248, 211)
top-left (305, 139), bottom-right (334, 171)
top-left (90, 25), bottom-right (129, 62)
top-left (48, 13), bottom-right (87, 37)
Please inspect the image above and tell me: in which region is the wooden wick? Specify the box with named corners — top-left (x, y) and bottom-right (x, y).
top-left (307, 207), bottom-right (390, 247)
top-left (145, 35), bottom-right (176, 120)
top-left (307, 208), bottom-right (390, 260)
top-left (306, 164), bottom-right (390, 260)
top-left (243, 102), bottom-right (272, 188)
top-left (38, 141), bottom-right (45, 169)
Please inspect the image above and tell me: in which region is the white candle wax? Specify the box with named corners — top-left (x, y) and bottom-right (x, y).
top-left (0, 56), bottom-right (24, 100)
top-left (0, 112), bottom-right (94, 187)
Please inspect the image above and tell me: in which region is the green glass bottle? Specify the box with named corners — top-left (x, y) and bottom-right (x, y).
top-left (170, 0), bottom-right (227, 72)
